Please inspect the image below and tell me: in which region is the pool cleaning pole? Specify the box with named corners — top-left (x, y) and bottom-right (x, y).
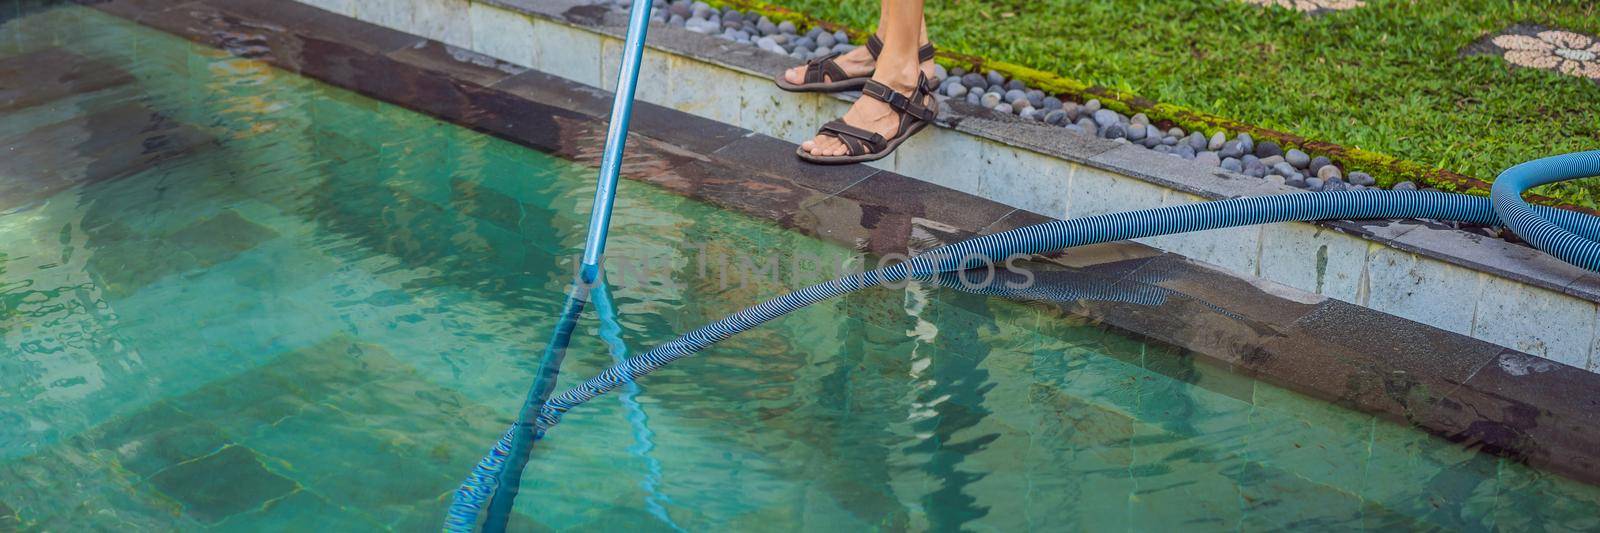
top-left (464, 1), bottom-right (656, 530)
top-left (580, 0), bottom-right (655, 284)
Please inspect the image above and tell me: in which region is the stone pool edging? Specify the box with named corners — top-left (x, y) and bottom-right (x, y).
top-left (77, 0), bottom-right (1600, 489)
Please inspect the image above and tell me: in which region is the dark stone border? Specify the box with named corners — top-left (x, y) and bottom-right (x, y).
top-left (79, 0), bottom-right (1600, 488)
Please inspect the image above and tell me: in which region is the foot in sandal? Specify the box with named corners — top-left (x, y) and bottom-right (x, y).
top-left (797, 56), bottom-right (940, 164)
top-left (775, 35), bottom-right (935, 93)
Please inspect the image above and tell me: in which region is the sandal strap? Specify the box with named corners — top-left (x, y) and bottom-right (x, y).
top-left (865, 35), bottom-right (937, 62)
top-left (802, 52), bottom-right (849, 84)
top-left (861, 79), bottom-right (936, 123)
top-left (818, 119), bottom-right (886, 155)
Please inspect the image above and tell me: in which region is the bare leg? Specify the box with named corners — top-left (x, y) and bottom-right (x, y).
top-left (802, 0), bottom-right (935, 157)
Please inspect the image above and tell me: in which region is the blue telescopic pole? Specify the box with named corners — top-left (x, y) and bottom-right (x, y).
top-left (447, 1), bottom-right (655, 530)
top-left (580, 0), bottom-right (654, 284)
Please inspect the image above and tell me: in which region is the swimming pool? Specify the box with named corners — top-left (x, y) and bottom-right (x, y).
top-left (3, 3), bottom-right (1599, 531)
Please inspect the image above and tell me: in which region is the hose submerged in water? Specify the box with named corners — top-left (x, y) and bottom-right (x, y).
top-left (449, 151), bottom-right (1600, 528)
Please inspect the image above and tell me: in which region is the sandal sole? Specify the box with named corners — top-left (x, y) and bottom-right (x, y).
top-left (795, 120), bottom-right (929, 165)
top-left (773, 75), bottom-right (870, 93)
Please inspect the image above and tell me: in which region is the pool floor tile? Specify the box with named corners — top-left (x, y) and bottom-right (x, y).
top-left (0, 46), bottom-right (134, 113)
top-left (75, 402), bottom-right (233, 480)
top-left (144, 444), bottom-right (299, 525)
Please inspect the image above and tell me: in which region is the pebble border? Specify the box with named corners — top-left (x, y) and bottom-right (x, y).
top-left (625, 0), bottom-right (1415, 196)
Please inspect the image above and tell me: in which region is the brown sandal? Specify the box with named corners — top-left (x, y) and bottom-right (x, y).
top-left (774, 35), bottom-right (936, 93)
top-left (796, 74), bottom-right (939, 165)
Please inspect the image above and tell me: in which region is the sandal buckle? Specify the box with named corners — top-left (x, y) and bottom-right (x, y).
top-left (883, 90), bottom-right (911, 111)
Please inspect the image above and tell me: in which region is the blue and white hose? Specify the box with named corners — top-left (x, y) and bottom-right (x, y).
top-left (537, 151), bottom-right (1600, 432)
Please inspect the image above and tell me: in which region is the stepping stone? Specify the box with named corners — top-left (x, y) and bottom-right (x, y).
top-left (1467, 25), bottom-right (1600, 81)
top-left (1239, 0), bottom-right (1366, 13)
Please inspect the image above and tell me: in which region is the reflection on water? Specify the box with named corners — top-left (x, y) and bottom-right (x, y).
top-left (1, 4), bottom-right (1599, 532)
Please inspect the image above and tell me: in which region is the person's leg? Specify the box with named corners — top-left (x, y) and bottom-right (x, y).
top-left (781, 2), bottom-right (930, 86)
top-left (802, 0), bottom-right (935, 157)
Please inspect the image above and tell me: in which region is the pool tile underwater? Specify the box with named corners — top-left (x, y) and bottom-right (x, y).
top-left (81, 210), bottom-right (280, 298)
top-left (144, 445), bottom-right (299, 525)
top-left (0, 101), bottom-right (212, 213)
top-left (0, 46), bottom-right (134, 112)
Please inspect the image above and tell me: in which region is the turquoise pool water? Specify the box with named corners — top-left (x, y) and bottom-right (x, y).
top-left (3, 4), bottom-right (1600, 531)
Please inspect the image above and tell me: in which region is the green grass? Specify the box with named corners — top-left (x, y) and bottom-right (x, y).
top-left (755, 0), bottom-right (1600, 203)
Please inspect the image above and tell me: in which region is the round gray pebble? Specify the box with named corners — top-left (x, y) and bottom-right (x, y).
top-left (1126, 123), bottom-right (1148, 141)
top-left (1044, 109), bottom-right (1066, 125)
top-left (981, 92), bottom-right (1002, 109)
top-left (1394, 181), bottom-right (1417, 190)
top-left (1208, 132), bottom-right (1227, 151)
top-left (1041, 96), bottom-right (1062, 110)
top-left (966, 91), bottom-right (982, 105)
top-left (1308, 156), bottom-right (1331, 175)
top-left (1221, 157), bottom-right (1243, 172)
top-left (994, 103), bottom-right (1013, 114)
top-left (987, 70), bottom-right (1005, 86)
top-left (1006, 79), bottom-right (1025, 91)
top-left (1219, 141), bottom-right (1244, 159)
top-left (1349, 172), bottom-right (1376, 186)
top-left (815, 32), bottom-right (835, 48)
top-left (1076, 118), bottom-right (1099, 136)
top-left (1084, 99), bottom-right (1102, 113)
top-left (945, 84), bottom-right (968, 98)
top-left (1286, 149), bottom-right (1311, 169)
top-left (778, 20), bottom-right (796, 33)
top-left (1093, 109), bottom-right (1120, 128)
top-left (1005, 89), bottom-right (1027, 105)
top-left (1186, 132), bottom-right (1208, 151)
top-left (961, 73), bottom-right (986, 88)
top-left (1255, 141), bottom-right (1282, 158)
top-left (1176, 144), bottom-right (1197, 159)
top-left (1272, 162), bottom-right (1297, 176)
top-left (1305, 177), bottom-right (1325, 191)
top-left (1103, 123), bottom-right (1126, 139)
top-left (1317, 165), bottom-right (1342, 181)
